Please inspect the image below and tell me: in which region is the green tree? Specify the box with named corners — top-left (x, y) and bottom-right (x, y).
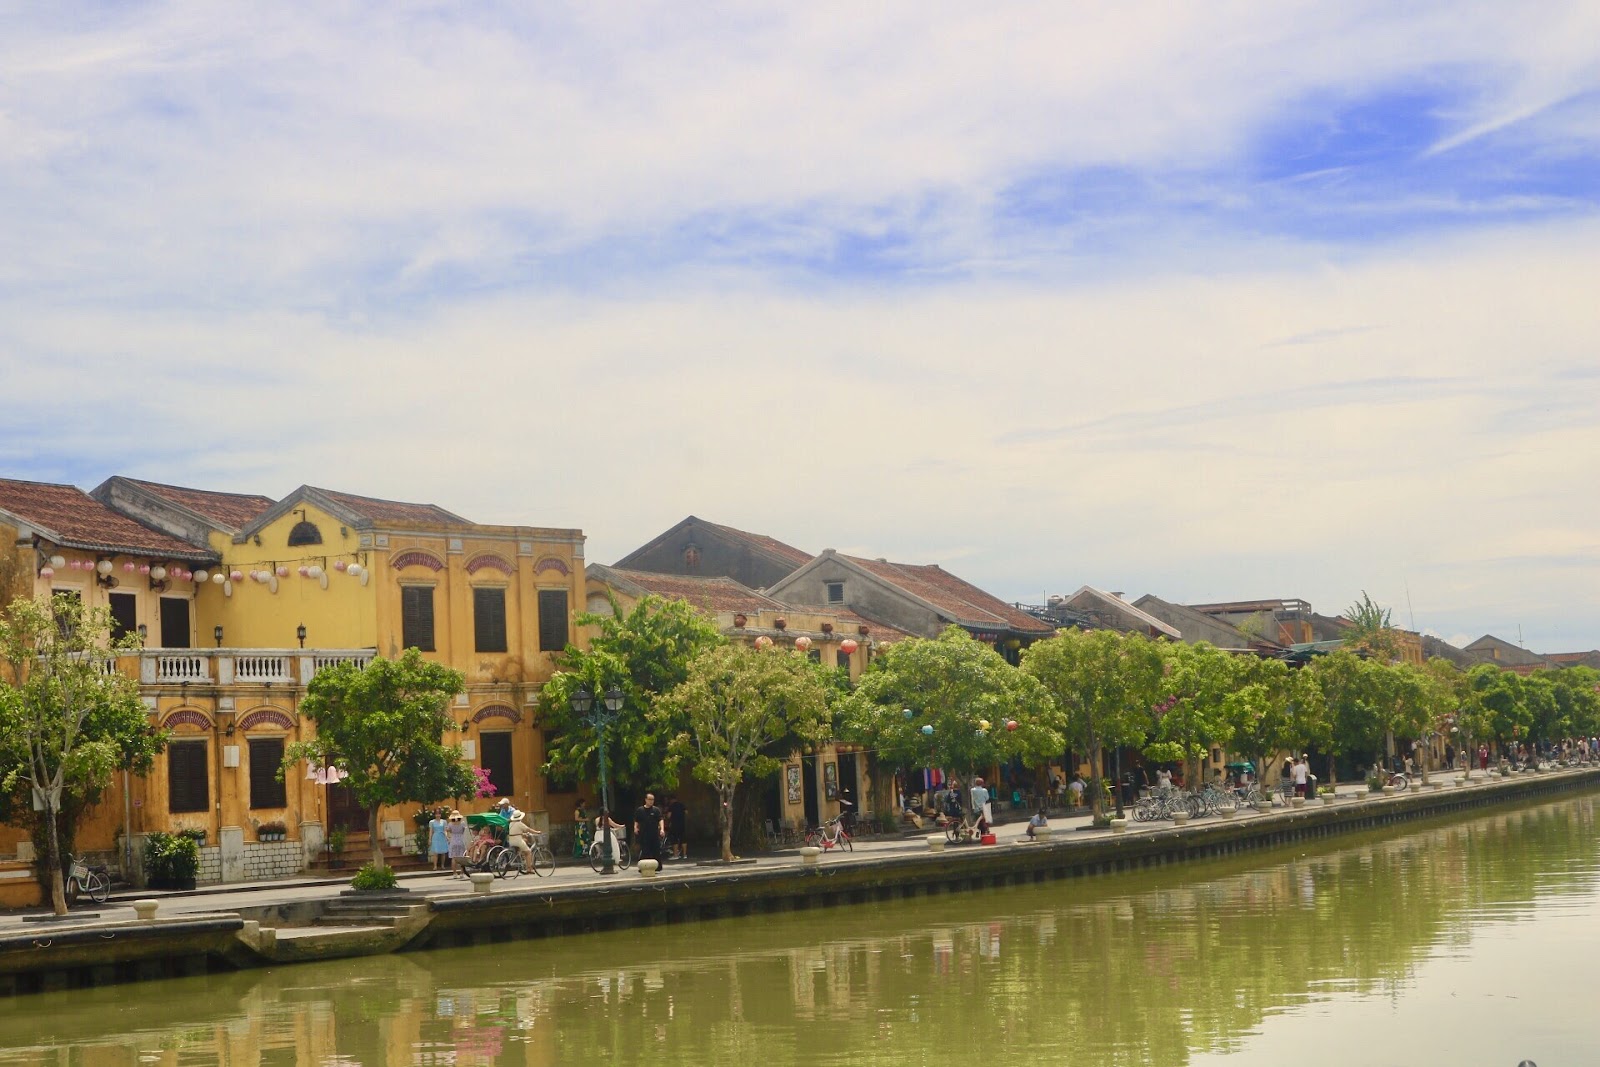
top-left (539, 593), bottom-right (726, 795)
top-left (1148, 642), bottom-right (1238, 791)
top-left (1537, 666), bottom-right (1600, 742)
top-left (1468, 663), bottom-right (1531, 756)
top-left (843, 627), bottom-right (1061, 812)
top-left (1422, 657), bottom-right (1474, 777)
top-left (1224, 655), bottom-right (1325, 790)
top-left (285, 648), bottom-right (475, 871)
top-left (1016, 628), bottom-right (1156, 821)
top-left (1342, 591), bottom-right (1405, 663)
top-left (1310, 650), bottom-right (1391, 775)
top-left (0, 594), bottom-right (163, 915)
top-left (656, 643), bottom-right (834, 861)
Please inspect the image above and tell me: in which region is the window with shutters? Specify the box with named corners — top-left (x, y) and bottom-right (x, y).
top-left (160, 596), bottom-right (192, 648)
top-left (826, 581), bottom-right (844, 604)
top-left (168, 740), bottom-right (209, 814)
top-left (473, 587), bottom-right (507, 653)
top-left (538, 589), bottom-right (569, 652)
top-left (108, 592), bottom-right (138, 642)
top-left (479, 732), bottom-right (514, 799)
top-left (249, 737), bottom-right (288, 809)
top-left (401, 585), bottom-right (436, 652)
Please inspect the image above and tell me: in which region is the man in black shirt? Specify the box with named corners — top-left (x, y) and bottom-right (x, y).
top-left (633, 792), bottom-right (664, 867)
top-left (666, 795), bottom-right (687, 860)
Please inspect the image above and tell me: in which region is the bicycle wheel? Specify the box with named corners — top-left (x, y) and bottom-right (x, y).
top-left (588, 841), bottom-right (609, 873)
top-left (489, 847), bottom-right (512, 878)
top-left (532, 845), bottom-right (555, 878)
top-left (807, 827), bottom-right (826, 848)
top-left (839, 830), bottom-right (853, 853)
top-left (84, 870), bottom-right (109, 904)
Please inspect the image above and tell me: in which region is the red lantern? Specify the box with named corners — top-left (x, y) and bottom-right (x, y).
top-left (839, 638), bottom-right (859, 655)
top-left (794, 635), bottom-right (812, 651)
top-left (754, 635), bottom-right (774, 650)
top-left (1006, 720), bottom-right (1019, 731)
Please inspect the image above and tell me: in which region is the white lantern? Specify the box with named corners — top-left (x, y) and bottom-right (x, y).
top-left (192, 569), bottom-right (209, 584)
top-left (96, 559), bottom-right (113, 576)
top-left (49, 555), bottom-right (65, 568)
top-left (347, 563), bottom-right (364, 577)
top-left (212, 572), bottom-right (226, 584)
top-left (307, 564), bottom-right (323, 579)
top-left (149, 565), bottom-right (167, 581)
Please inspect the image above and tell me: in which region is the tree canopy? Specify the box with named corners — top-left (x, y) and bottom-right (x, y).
top-left (285, 648), bottom-right (474, 870)
top-left (0, 594), bottom-right (162, 914)
top-left (656, 643), bottom-right (835, 861)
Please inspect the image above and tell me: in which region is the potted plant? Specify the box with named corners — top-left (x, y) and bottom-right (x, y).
top-left (143, 831), bottom-right (200, 890)
top-left (326, 827), bottom-right (348, 868)
top-left (257, 821), bottom-right (287, 842)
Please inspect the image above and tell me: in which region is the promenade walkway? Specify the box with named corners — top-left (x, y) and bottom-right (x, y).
top-left (0, 772), bottom-right (1521, 934)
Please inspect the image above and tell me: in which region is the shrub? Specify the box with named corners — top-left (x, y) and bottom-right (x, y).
top-left (143, 831), bottom-right (200, 889)
top-left (351, 863), bottom-right (399, 891)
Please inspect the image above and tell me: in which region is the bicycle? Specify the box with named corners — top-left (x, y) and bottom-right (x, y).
top-left (804, 817), bottom-right (853, 852)
top-left (588, 834), bottom-right (632, 872)
top-left (1385, 771), bottom-right (1410, 790)
top-left (940, 815), bottom-right (983, 845)
top-left (497, 833), bottom-right (556, 878)
top-left (66, 854), bottom-right (109, 904)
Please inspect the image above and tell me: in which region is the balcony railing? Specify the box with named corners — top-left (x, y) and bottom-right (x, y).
top-left (127, 648), bottom-right (377, 688)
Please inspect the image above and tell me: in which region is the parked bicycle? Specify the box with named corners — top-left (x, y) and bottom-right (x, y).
top-left (805, 817), bottom-right (854, 851)
top-left (66, 854), bottom-right (110, 904)
top-left (588, 833), bottom-right (632, 872)
top-left (940, 814), bottom-right (983, 845)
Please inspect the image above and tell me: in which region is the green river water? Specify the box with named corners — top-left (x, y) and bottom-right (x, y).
top-left (3, 792), bottom-right (1598, 1066)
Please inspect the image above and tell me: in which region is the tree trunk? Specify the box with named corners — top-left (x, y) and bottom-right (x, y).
top-left (718, 786), bottom-right (735, 862)
top-left (44, 803), bottom-right (66, 916)
top-left (370, 802), bottom-right (386, 870)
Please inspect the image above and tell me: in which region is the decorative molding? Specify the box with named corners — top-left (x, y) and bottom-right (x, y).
top-left (465, 553), bottom-right (515, 576)
top-left (162, 709), bottom-right (213, 731)
top-left (448, 537), bottom-right (464, 553)
top-left (518, 542), bottom-right (534, 556)
top-left (534, 556), bottom-right (571, 576)
top-left (471, 704), bottom-right (522, 725)
top-left (391, 550), bottom-right (445, 572)
top-left (375, 534), bottom-right (390, 547)
top-left (238, 709), bottom-right (296, 732)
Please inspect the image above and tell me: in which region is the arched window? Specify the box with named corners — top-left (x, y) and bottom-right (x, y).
top-left (287, 520), bottom-right (323, 546)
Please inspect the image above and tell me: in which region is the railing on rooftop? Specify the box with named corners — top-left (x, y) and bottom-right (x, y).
top-left (123, 648), bottom-right (378, 688)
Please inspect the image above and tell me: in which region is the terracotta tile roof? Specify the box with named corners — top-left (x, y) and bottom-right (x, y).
top-left (703, 520), bottom-right (813, 567)
top-left (832, 608), bottom-right (913, 644)
top-left (309, 487), bottom-right (471, 526)
top-left (125, 478), bottom-right (276, 531)
top-left (604, 568), bottom-right (788, 615)
top-left (0, 478), bottom-right (217, 561)
top-left (844, 556), bottom-right (1056, 634)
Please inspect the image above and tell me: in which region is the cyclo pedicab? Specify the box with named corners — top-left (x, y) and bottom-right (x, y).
top-left (460, 810), bottom-right (555, 878)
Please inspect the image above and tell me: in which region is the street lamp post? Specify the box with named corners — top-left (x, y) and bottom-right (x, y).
top-left (572, 685), bottom-right (626, 875)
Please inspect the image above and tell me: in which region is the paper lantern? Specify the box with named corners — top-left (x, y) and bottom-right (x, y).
top-left (139, 564), bottom-right (151, 575)
top-left (297, 566), bottom-right (310, 578)
top-left (1006, 720), bottom-right (1019, 731)
top-left (978, 720), bottom-right (990, 732)
top-left (903, 708), bottom-right (914, 719)
top-left (793, 635), bottom-right (812, 651)
top-left (347, 563), bottom-right (364, 577)
top-left (49, 555), bottom-right (65, 568)
top-left (38, 566), bottom-right (54, 579)
top-left (230, 570), bottom-right (244, 582)
top-left (753, 635), bottom-right (773, 650)
top-left (334, 560), bottom-right (348, 571)
top-left (96, 559), bottom-right (113, 576)
top-left (275, 566), bottom-right (289, 578)
top-left (921, 724), bottom-right (934, 736)
top-left (148, 565), bottom-right (167, 581)
top-left (307, 564), bottom-right (324, 579)
top-left (192, 569), bottom-right (208, 583)
top-left (839, 638), bottom-right (858, 654)
top-left (212, 572), bottom-right (226, 584)
top-left (123, 561), bottom-right (136, 572)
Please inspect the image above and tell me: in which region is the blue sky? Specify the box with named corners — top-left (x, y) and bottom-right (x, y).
top-left (2, 2), bottom-right (1598, 651)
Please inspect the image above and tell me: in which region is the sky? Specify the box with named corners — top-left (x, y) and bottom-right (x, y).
top-left (2, 3), bottom-right (1598, 652)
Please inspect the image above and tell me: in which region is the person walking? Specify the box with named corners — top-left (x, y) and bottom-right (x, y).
top-left (666, 795), bottom-right (688, 860)
top-left (1292, 755), bottom-right (1309, 798)
top-left (445, 810), bottom-right (468, 876)
top-left (633, 792), bottom-right (665, 867)
top-left (427, 809), bottom-right (449, 871)
top-left (572, 799), bottom-right (591, 859)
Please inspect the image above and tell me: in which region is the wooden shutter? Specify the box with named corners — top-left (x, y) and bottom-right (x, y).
top-left (473, 588), bottom-right (507, 653)
top-left (480, 731), bottom-right (514, 800)
top-left (159, 596), bottom-right (192, 648)
top-left (108, 592), bottom-right (138, 641)
top-left (401, 586), bottom-right (436, 651)
top-left (168, 740), bottom-right (209, 814)
top-left (537, 589), bottom-right (569, 652)
top-left (249, 737), bottom-right (288, 809)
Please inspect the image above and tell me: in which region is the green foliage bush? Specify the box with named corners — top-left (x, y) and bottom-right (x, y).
top-left (351, 863), bottom-right (399, 891)
top-left (143, 831), bottom-right (200, 888)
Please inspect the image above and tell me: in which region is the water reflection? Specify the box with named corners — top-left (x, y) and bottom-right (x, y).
top-left (2, 795), bottom-right (1597, 1067)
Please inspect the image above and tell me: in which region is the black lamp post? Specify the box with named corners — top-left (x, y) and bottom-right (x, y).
top-left (214, 625), bottom-right (224, 648)
top-left (572, 685), bottom-right (625, 874)
top-left (296, 623), bottom-right (307, 649)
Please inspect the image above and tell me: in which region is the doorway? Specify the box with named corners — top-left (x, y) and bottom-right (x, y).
top-left (327, 783), bottom-right (370, 832)
top-left (801, 755), bottom-right (820, 829)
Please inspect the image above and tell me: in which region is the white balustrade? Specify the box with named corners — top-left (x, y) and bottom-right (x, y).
top-left (234, 655), bottom-right (292, 684)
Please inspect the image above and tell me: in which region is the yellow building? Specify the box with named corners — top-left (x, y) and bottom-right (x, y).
top-left (583, 564), bottom-right (907, 839)
top-left (0, 476), bottom-right (583, 899)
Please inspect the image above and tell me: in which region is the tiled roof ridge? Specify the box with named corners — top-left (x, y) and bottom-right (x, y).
top-left (841, 553), bottom-right (1054, 633)
top-left (0, 478), bottom-right (217, 559)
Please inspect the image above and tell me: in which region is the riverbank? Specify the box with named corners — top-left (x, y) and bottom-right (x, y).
top-left (4, 765), bottom-right (1596, 995)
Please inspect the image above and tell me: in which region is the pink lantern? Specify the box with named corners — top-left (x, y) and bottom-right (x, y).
top-left (230, 570), bottom-right (244, 582)
top-left (298, 566), bottom-right (310, 578)
top-left (334, 560), bottom-right (348, 572)
top-left (275, 566), bottom-right (289, 578)
top-left (139, 564), bottom-right (151, 575)
top-left (68, 559), bottom-right (81, 570)
top-left (794, 635), bottom-right (813, 651)
top-left (123, 561), bottom-right (136, 573)
top-left (1006, 720), bottom-right (1019, 732)
top-left (753, 635), bottom-right (774, 650)
top-left (38, 566), bottom-right (54, 579)
top-left (839, 638), bottom-right (859, 655)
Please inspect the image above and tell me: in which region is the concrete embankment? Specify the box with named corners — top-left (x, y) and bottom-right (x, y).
top-left (4, 767), bottom-right (1597, 996)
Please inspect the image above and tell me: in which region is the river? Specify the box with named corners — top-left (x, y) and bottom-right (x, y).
top-left (2, 792), bottom-right (1597, 1066)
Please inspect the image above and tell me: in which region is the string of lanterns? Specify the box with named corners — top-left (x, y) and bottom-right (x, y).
top-left (37, 549), bottom-right (367, 595)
